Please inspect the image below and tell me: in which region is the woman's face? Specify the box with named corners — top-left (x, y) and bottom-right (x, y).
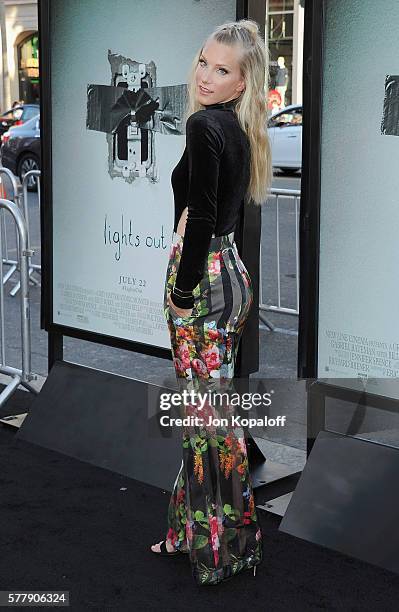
top-left (195, 38), bottom-right (245, 106)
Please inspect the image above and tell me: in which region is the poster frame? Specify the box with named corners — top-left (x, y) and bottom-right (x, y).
top-left (38, 0), bottom-right (264, 366)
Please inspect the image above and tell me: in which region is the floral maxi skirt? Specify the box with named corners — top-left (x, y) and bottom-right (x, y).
top-left (163, 230), bottom-right (263, 586)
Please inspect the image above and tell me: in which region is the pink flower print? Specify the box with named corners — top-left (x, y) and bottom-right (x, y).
top-left (176, 489), bottom-right (185, 504)
top-left (225, 433), bottom-right (235, 448)
top-left (236, 463), bottom-right (246, 476)
top-left (209, 515), bottom-right (219, 538)
top-left (200, 401), bottom-right (215, 423)
top-left (238, 437), bottom-right (247, 456)
top-left (208, 328), bottom-right (220, 342)
top-left (209, 253), bottom-right (221, 276)
top-left (177, 342), bottom-right (190, 369)
top-left (199, 404), bottom-right (217, 435)
top-left (173, 358), bottom-right (186, 375)
top-left (186, 403), bottom-right (206, 422)
top-left (167, 527), bottom-right (177, 547)
top-left (256, 528), bottom-right (262, 541)
top-left (201, 345), bottom-right (221, 373)
top-left (209, 515), bottom-right (220, 567)
top-left (192, 358), bottom-right (208, 377)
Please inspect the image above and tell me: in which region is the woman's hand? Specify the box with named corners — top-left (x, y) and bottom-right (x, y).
top-left (167, 292), bottom-right (193, 318)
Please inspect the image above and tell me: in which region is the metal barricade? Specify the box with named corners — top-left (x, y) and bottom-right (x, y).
top-left (0, 197), bottom-right (37, 407)
top-left (0, 168), bottom-right (41, 296)
top-left (0, 168), bottom-right (22, 288)
top-left (14, 169), bottom-right (42, 294)
top-left (260, 187), bottom-right (301, 328)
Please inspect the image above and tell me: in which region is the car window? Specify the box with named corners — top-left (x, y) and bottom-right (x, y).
top-left (269, 109), bottom-right (302, 128)
top-left (23, 107), bottom-right (39, 121)
top-left (17, 115), bottom-right (40, 129)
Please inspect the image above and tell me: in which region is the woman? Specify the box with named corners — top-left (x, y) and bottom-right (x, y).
top-left (151, 19), bottom-right (272, 586)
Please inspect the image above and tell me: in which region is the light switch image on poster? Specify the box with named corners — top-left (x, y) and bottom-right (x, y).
top-left (86, 50), bottom-right (188, 183)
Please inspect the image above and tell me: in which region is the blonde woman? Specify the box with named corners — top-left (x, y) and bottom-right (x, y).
top-left (151, 19), bottom-right (272, 586)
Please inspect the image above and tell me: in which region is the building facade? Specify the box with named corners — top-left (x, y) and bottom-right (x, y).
top-left (266, 0), bottom-right (304, 109)
top-left (0, 0), bottom-right (38, 112)
top-left (0, 1), bottom-right (304, 113)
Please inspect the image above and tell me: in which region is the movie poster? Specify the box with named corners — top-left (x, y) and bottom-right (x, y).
top-left (50, 0), bottom-right (236, 349)
top-left (317, 0), bottom-right (399, 398)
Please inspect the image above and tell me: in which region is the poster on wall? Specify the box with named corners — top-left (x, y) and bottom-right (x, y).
top-left (316, 0), bottom-right (399, 398)
top-left (49, 0), bottom-right (236, 350)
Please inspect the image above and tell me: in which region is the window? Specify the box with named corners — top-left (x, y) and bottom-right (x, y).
top-left (23, 107), bottom-right (40, 121)
top-left (267, 0), bottom-right (295, 107)
top-left (269, 108), bottom-right (302, 128)
top-left (18, 33), bottom-right (40, 104)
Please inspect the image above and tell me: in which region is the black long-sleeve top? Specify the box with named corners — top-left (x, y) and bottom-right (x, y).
top-left (170, 96), bottom-right (251, 309)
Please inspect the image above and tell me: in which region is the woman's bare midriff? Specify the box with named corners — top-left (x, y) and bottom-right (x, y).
top-left (176, 206), bottom-right (188, 237)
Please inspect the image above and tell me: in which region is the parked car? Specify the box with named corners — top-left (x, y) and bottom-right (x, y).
top-left (1, 114), bottom-right (41, 191)
top-left (0, 104), bottom-right (40, 138)
top-left (267, 104), bottom-right (302, 175)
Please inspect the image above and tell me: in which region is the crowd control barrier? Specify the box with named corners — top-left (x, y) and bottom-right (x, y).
top-left (0, 197), bottom-right (37, 407)
top-left (260, 186), bottom-right (301, 330)
top-left (0, 168), bottom-right (41, 297)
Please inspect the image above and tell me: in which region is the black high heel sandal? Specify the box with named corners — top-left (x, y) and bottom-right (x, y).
top-left (151, 540), bottom-right (181, 557)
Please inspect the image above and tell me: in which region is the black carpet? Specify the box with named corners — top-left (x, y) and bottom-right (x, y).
top-left (1, 388), bottom-right (399, 611)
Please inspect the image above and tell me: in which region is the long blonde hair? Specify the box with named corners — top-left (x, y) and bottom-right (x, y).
top-left (185, 19), bottom-right (272, 205)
